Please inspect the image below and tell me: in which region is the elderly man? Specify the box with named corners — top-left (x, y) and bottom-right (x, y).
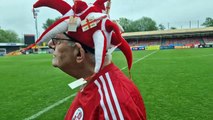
top-left (26, 0), bottom-right (146, 119)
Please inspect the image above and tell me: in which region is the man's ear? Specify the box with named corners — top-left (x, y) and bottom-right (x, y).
top-left (74, 43), bottom-right (85, 63)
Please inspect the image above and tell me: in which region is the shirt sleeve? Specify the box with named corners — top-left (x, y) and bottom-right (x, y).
top-left (121, 91), bottom-right (147, 120)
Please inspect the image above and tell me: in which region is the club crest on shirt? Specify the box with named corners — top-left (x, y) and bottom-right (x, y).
top-left (72, 107), bottom-right (84, 120)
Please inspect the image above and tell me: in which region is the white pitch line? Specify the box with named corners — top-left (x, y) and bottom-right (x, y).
top-left (24, 93), bottom-right (77, 120)
top-left (121, 50), bottom-right (158, 70)
top-left (24, 50), bottom-right (157, 120)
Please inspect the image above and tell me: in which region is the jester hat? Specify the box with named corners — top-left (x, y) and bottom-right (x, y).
top-left (26, 0), bottom-right (132, 73)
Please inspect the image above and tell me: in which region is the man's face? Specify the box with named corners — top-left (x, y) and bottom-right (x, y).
top-left (48, 33), bottom-right (76, 69)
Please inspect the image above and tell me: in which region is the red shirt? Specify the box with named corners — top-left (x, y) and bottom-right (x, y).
top-left (65, 63), bottom-right (146, 120)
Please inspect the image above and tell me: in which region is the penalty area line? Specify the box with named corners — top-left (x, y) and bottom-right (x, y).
top-left (24, 50), bottom-right (157, 120)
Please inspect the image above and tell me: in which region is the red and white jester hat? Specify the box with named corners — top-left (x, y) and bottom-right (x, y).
top-left (25, 0), bottom-right (132, 73)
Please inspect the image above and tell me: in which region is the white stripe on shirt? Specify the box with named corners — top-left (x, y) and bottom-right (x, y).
top-left (99, 76), bottom-right (117, 120)
top-left (105, 72), bottom-right (124, 120)
top-left (94, 80), bottom-right (109, 120)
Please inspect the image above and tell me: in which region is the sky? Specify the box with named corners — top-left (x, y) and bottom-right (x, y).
top-left (0, 0), bottom-right (213, 38)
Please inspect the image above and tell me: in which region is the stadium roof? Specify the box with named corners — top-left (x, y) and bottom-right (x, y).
top-left (122, 27), bottom-right (213, 39)
top-left (0, 43), bottom-right (25, 46)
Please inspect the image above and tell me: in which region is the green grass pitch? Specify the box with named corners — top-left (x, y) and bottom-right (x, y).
top-left (0, 48), bottom-right (213, 120)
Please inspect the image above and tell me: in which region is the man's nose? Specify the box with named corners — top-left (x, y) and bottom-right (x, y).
top-left (48, 40), bottom-right (55, 49)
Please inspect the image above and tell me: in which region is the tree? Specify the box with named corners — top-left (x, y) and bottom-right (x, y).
top-left (202, 17), bottom-right (213, 27)
top-left (158, 24), bottom-right (165, 30)
top-left (118, 17), bottom-right (158, 32)
top-left (117, 18), bottom-right (133, 32)
top-left (0, 28), bottom-right (20, 43)
top-left (42, 17), bottom-right (61, 30)
top-left (170, 27), bottom-right (177, 30)
top-left (133, 17), bottom-right (158, 31)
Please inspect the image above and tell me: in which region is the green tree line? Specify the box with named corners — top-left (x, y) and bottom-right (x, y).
top-left (0, 29), bottom-right (20, 43)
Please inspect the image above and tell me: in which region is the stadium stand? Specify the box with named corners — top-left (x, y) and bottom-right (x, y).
top-left (162, 38), bottom-right (200, 46)
top-left (203, 37), bottom-right (213, 44)
top-left (122, 27), bottom-right (213, 49)
top-left (0, 43), bottom-right (25, 54)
